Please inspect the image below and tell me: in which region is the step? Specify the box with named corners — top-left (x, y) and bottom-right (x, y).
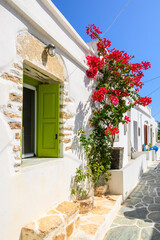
top-left (20, 201), bottom-right (79, 240)
top-left (70, 195), bottom-right (122, 240)
top-left (21, 195), bottom-right (122, 240)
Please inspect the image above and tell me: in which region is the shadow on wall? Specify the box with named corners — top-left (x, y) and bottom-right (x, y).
top-left (71, 97), bottom-right (92, 161)
top-left (70, 71), bottom-right (96, 159)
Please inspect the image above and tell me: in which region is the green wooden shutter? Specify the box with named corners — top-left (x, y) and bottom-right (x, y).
top-left (37, 84), bottom-right (59, 157)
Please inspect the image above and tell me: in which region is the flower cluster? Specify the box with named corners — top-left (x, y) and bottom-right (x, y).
top-left (134, 96), bottom-right (152, 107)
top-left (86, 24), bottom-right (102, 39)
top-left (86, 56), bottom-right (105, 69)
top-left (106, 49), bottom-right (131, 66)
top-left (86, 67), bottom-right (98, 78)
top-left (92, 87), bottom-right (109, 102)
top-left (124, 116), bottom-right (131, 124)
top-left (105, 126), bottom-right (119, 135)
top-left (97, 38), bottom-right (111, 53)
top-left (109, 94), bottom-right (119, 105)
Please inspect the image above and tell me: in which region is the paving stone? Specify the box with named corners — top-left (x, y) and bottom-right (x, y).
top-left (110, 224), bottom-right (119, 228)
top-left (86, 216), bottom-right (105, 225)
top-left (123, 207), bottom-right (148, 219)
top-left (52, 234), bottom-right (65, 240)
top-left (113, 216), bottom-right (136, 225)
top-left (148, 212), bottom-right (160, 223)
top-left (66, 222), bottom-right (74, 238)
top-left (135, 203), bottom-right (145, 208)
top-left (155, 224), bottom-right (160, 232)
top-left (118, 206), bottom-right (135, 215)
top-left (142, 196), bottom-right (154, 204)
top-left (141, 228), bottom-right (160, 240)
top-left (90, 206), bottom-right (110, 215)
top-left (155, 197), bottom-right (160, 203)
top-left (148, 204), bottom-right (160, 212)
top-left (56, 201), bottom-right (78, 218)
top-left (134, 186), bottom-right (148, 192)
top-left (105, 226), bottom-right (140, 240)
top-left (79, 224), bottom-right (98, 235)
top-left (124, 198), bottom-right (142, 206)
top-left (129, 192), bottom-right (143, 198)
top-left (148, 188), bottom-right (158, 197)
top-left (136, 219), bottom-right (153, 227)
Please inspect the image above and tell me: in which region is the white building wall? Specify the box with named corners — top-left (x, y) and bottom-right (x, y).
top-left (0, 1), bottom-right (92, 239)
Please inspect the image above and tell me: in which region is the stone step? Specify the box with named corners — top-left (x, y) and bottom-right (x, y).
top-left (69, 195), bottom-right (122, 240)
top-left (20, 201), bottom-right (79, 240)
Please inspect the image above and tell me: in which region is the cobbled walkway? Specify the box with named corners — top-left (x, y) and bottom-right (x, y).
top-left (105, 161), bottom-right (160, 240)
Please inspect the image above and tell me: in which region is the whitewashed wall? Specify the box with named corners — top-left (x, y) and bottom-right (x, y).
top-left (0, 1), bottom-right (93, 239)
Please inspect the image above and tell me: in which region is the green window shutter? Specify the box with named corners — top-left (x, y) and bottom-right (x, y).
top-left (37, 84), bottom-right (59, 157)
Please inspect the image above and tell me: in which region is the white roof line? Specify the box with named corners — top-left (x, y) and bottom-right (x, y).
top-left (40, 0), bottom-right (90, 52)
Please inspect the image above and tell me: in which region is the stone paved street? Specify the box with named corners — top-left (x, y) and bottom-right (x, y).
top-left (105, 162), bottom-right (160, 240)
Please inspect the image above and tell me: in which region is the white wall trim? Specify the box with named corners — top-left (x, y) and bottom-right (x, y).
top-left (5, 0), bottom-right (90, 70)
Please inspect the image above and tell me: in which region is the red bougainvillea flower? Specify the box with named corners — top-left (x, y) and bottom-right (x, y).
top-left (124, 116), bottom-right (131, 124)
top-left (86, 56), bottom-right (105, 69)
top-left (106, 49), bottom-right (130, 66)
top-left (142, 61), bottom-right (151, 70)
top-left (97, 38), bottom-right (111, 52)
top-left (86, 67), bottom-right (98, 78)
top-left (134, 96), bottom-right (152, 107)
top-left (109, 94), bottom-right (119, 105)
top-left (105, 126), bottom-right (119, 135)
top-left (112, 89), bottom-right (121, 96)
top-left (86, 24), bottom-right (102, 39)
top-left (121, 90), bottom-right (129, 97)
top-left (92, 87), bottom-right (109, 102)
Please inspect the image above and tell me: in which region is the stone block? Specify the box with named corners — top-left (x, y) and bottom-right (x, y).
top-left (66, 222), bottom-right (74, 238)
top-left (9, 93), bottom-right (22, 102)
top-left (9, 122), bottom-right (21, 129)
top-left (15, 132), bottom-right (21, 139)
top-left (20, 223), bottom-right (42, 240)
top-left (79, 224), bottom-right (98, 235)
top-left (2, 73), bottom-right (22, 83)
top-left (87, 216), bottom-right (105, 225)
top-left (60, 112), bottom-right (74, 119)
top-left (38, 215), bottom-right (62, 233)
top-left (91, 206), bottom-right (110, 215)
top-left (13, 63), bottom-right (23, 70)
top-left (4, 111), bottom-right (21, 118)
top-left (63, 139), bottom-right (71, 144)
top-left (13, 145), bottom-right (21, 152)
top-left (65, 146), bottom-right (71, 151)
top-left (56, 201), bottom-right (78, 219)
top-left (52, 234), bottom-right (65, 240)
top-left (64, 98), bottom-right (72, 102)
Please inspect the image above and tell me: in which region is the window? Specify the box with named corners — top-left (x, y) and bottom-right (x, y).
top-left (22, 75), bottom-right (60, 159)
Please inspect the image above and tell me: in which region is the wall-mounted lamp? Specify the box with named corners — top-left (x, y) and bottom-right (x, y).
top-left (44, 44), bottom-right (56, 57)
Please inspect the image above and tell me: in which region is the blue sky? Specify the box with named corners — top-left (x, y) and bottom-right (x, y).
top-left (52, 0), bottom-right (160, 120)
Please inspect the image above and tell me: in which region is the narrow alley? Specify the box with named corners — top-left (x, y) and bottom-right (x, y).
top-left (105, 162), bottom-right (160, 240)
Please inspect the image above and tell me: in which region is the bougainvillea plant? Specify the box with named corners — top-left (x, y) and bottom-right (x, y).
top-left (86, 24), bottom-right (152, 145)
top-left (73, 24), bottom-right (152, 190)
